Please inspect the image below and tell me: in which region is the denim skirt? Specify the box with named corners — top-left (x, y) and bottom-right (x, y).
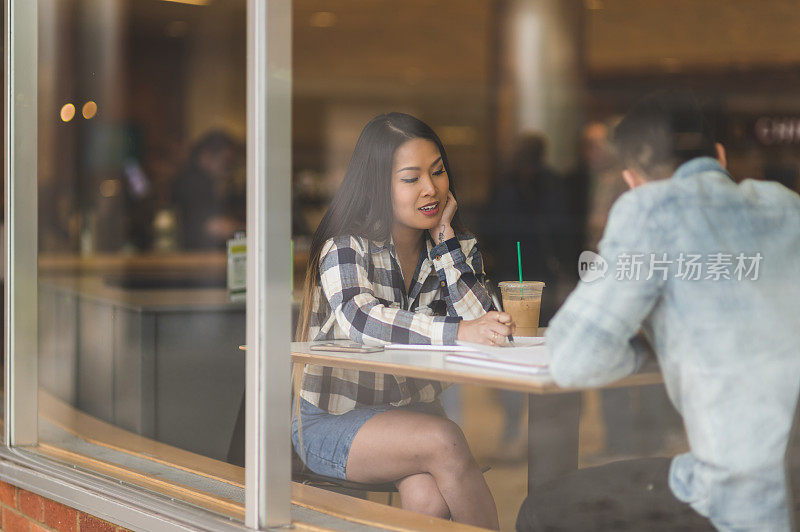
top-left (291, 398), bottom-right (446, 480)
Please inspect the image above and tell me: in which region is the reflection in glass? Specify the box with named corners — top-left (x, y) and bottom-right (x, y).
top-left (22, 0), bottom-right (800, 527)
top-left (37, 0), bottom-right (246, 519)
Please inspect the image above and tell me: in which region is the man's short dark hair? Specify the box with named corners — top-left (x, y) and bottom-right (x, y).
top-left (613, 91), bottom-right (717, 179)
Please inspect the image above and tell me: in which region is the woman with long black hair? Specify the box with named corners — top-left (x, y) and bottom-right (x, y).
top-left (294, 112), bottom-right (512, 528)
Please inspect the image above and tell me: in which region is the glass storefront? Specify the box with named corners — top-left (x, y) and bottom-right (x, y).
top-left (1, 1), bottom-right (798, 530)
top-left (290, 1), bottom-right (800, 530)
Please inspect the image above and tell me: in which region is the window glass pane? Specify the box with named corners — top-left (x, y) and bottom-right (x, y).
top-left (37, 0), bottom-right (246, 519)
top-left (291, 1), bottom-right (800, 530)
top-left (0, 3), bottom-right (4, 442)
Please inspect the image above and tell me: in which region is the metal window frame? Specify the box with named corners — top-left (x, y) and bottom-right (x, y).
top-left (4, 0), bottom-right (39, 447)
top-left (245, 0), bottom-right (292, 528)
top-left (3, 0), bottom-right (293, 528)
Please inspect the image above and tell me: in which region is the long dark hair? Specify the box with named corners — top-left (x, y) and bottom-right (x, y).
top-left (296, 112), bottom-right (466, 340)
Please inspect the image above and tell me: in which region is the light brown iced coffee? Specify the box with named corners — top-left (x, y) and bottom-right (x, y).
top-left (499, 281), bottom-right (545, 337)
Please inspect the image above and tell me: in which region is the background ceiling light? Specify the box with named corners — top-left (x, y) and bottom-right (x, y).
top-left (160, 0), bottom-right (210, 6)
top-left (60, 103), bottom-right (76, 122)
top-left (82, 101), bottom-right (98, 120)
top-left (310, 12), bottom-right (337, 28)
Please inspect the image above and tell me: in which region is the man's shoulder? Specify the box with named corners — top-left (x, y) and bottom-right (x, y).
top-left (638, 168), bottom-right (800, 215)
top-left (601, 177), bottom-right (698, 249)
top-left (608, 165), bottom-right (736, 222)
top-left (605, 184), bottom-right (670, 228)
top-left (738, 178), bottom-right (800, 210)
top-left (624, 175), bottom-right (688, 207)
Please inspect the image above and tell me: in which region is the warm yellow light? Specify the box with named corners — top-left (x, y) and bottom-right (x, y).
top-left (60, 103), bottom-right (76, 122)
top-left (82, 101), bottom-right (98, 120)
top-left (310, 11), bottom-right (337, 28)
top-left (160, 0), bottom-right (209, 5)
top-left (100, 179), bottom-right (121, 198)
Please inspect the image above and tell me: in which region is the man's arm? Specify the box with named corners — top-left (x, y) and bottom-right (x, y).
top-left (547, 191), bottom-right (665, 388)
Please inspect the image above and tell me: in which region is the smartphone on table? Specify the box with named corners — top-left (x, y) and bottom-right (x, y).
top-left (309, 341), bottom-right (384, 354)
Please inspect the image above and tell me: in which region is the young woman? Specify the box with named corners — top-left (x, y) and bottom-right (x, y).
top-left (294, 113), bottom-right (514, 529)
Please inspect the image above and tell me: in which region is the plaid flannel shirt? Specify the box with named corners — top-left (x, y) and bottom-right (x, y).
top-left (301, 232), bottom-right (493, 414)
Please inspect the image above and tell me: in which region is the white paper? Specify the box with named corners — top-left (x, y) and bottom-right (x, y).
top-left (386, 343), bottom-right (478, 353)
top-left (456, 337), bottom-right (550, 366)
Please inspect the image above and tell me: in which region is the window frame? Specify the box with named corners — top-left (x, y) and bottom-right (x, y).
top-left (2, 0), bottom-right (292, 529)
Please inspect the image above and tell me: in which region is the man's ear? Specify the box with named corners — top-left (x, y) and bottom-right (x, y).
top-left (715, 143), bottom-right (727, 169)
top-left (622, 168), bottom-right (644, 190)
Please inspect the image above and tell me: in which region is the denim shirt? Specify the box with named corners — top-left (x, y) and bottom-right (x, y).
top-left (547, 157), bottom-right (800, 531)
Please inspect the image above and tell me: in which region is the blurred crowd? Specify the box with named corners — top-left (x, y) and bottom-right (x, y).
top-left (39, 128), bottom-right (246, 254)
top-left (476, 123), bottom-right (625, 324)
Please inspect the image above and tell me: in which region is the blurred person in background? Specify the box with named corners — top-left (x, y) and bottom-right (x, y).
top-left (480, 132), bottom-right (572, 461)
top-left (85, 123), bottom-right (157, 252)
top-left (579, 121), bottom-right (628, 252)
top-left (567, 121), bottom-right (621, 256)
top-left (480, 132), bottom-right (572, 323)
top-left (172, 130), bottom-right (245, 250)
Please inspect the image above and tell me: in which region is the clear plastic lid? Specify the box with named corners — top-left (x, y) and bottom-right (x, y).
top-left (498, 280), bottom-right (545, 298)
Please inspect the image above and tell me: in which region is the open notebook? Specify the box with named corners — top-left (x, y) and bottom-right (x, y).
top-left (445, 337), bottom-right (550, 375)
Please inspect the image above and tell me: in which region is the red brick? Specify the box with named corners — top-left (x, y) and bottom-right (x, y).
top-left (43, 498), bottom-right (78, 532)
top-left (3, 507), bottom-right (31, 532)
top-left (31, 523), bottom-right (51, 532)
top-left (0, 481), bottom-right (17, 507)
top-left (18, 490), bottom-right (44, 521)
top-left (78, 513), bottom-right (116, 532)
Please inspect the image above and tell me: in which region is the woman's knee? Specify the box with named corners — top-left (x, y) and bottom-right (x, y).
top-left (422, 418), bottom-right (475, 472)
top-left (398, 474), bottom-right (450, 519)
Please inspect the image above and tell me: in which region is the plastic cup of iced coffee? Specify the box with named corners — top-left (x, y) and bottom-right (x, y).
top-left (498, 281), bottom-right (545, 337)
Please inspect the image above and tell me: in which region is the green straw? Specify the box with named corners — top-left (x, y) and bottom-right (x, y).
top-left (516, 241), bottom-right (523, 283)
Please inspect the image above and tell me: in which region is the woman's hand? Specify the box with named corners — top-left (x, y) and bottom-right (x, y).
top-left (430, 191), bottom-right (457, 244)
top-left (440, 191), bottom-right (457, 227)
top-left (457, 311), bottom-right (516, 346)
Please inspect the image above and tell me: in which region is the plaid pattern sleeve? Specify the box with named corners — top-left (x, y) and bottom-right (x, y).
top-left (318, 236), bottom-right (462, 346)
top-left (429, 236), bottom-right (493, 319)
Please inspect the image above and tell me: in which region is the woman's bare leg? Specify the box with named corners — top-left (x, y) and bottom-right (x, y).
top-left (395, 473), bottom-right (450, 520)
top-left (346, 409), bottom-right (499, 529)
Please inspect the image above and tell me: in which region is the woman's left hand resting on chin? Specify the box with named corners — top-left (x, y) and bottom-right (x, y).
top-left (457, 311), bottom-right (516, 346)
top-left (430, 191), bottom-right (457, 245)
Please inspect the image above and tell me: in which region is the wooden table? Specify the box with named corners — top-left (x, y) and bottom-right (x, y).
top-left (291, 341), bottom-right (663, 493)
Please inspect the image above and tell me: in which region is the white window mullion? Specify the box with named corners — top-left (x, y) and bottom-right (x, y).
top-left (245, 0), bottom-right (292, 528)
top-left (5, 0), bottom-right (40, 446)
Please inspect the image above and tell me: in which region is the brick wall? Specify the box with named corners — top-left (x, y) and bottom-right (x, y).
top-left (0, 480), bottom-right (130, 532)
